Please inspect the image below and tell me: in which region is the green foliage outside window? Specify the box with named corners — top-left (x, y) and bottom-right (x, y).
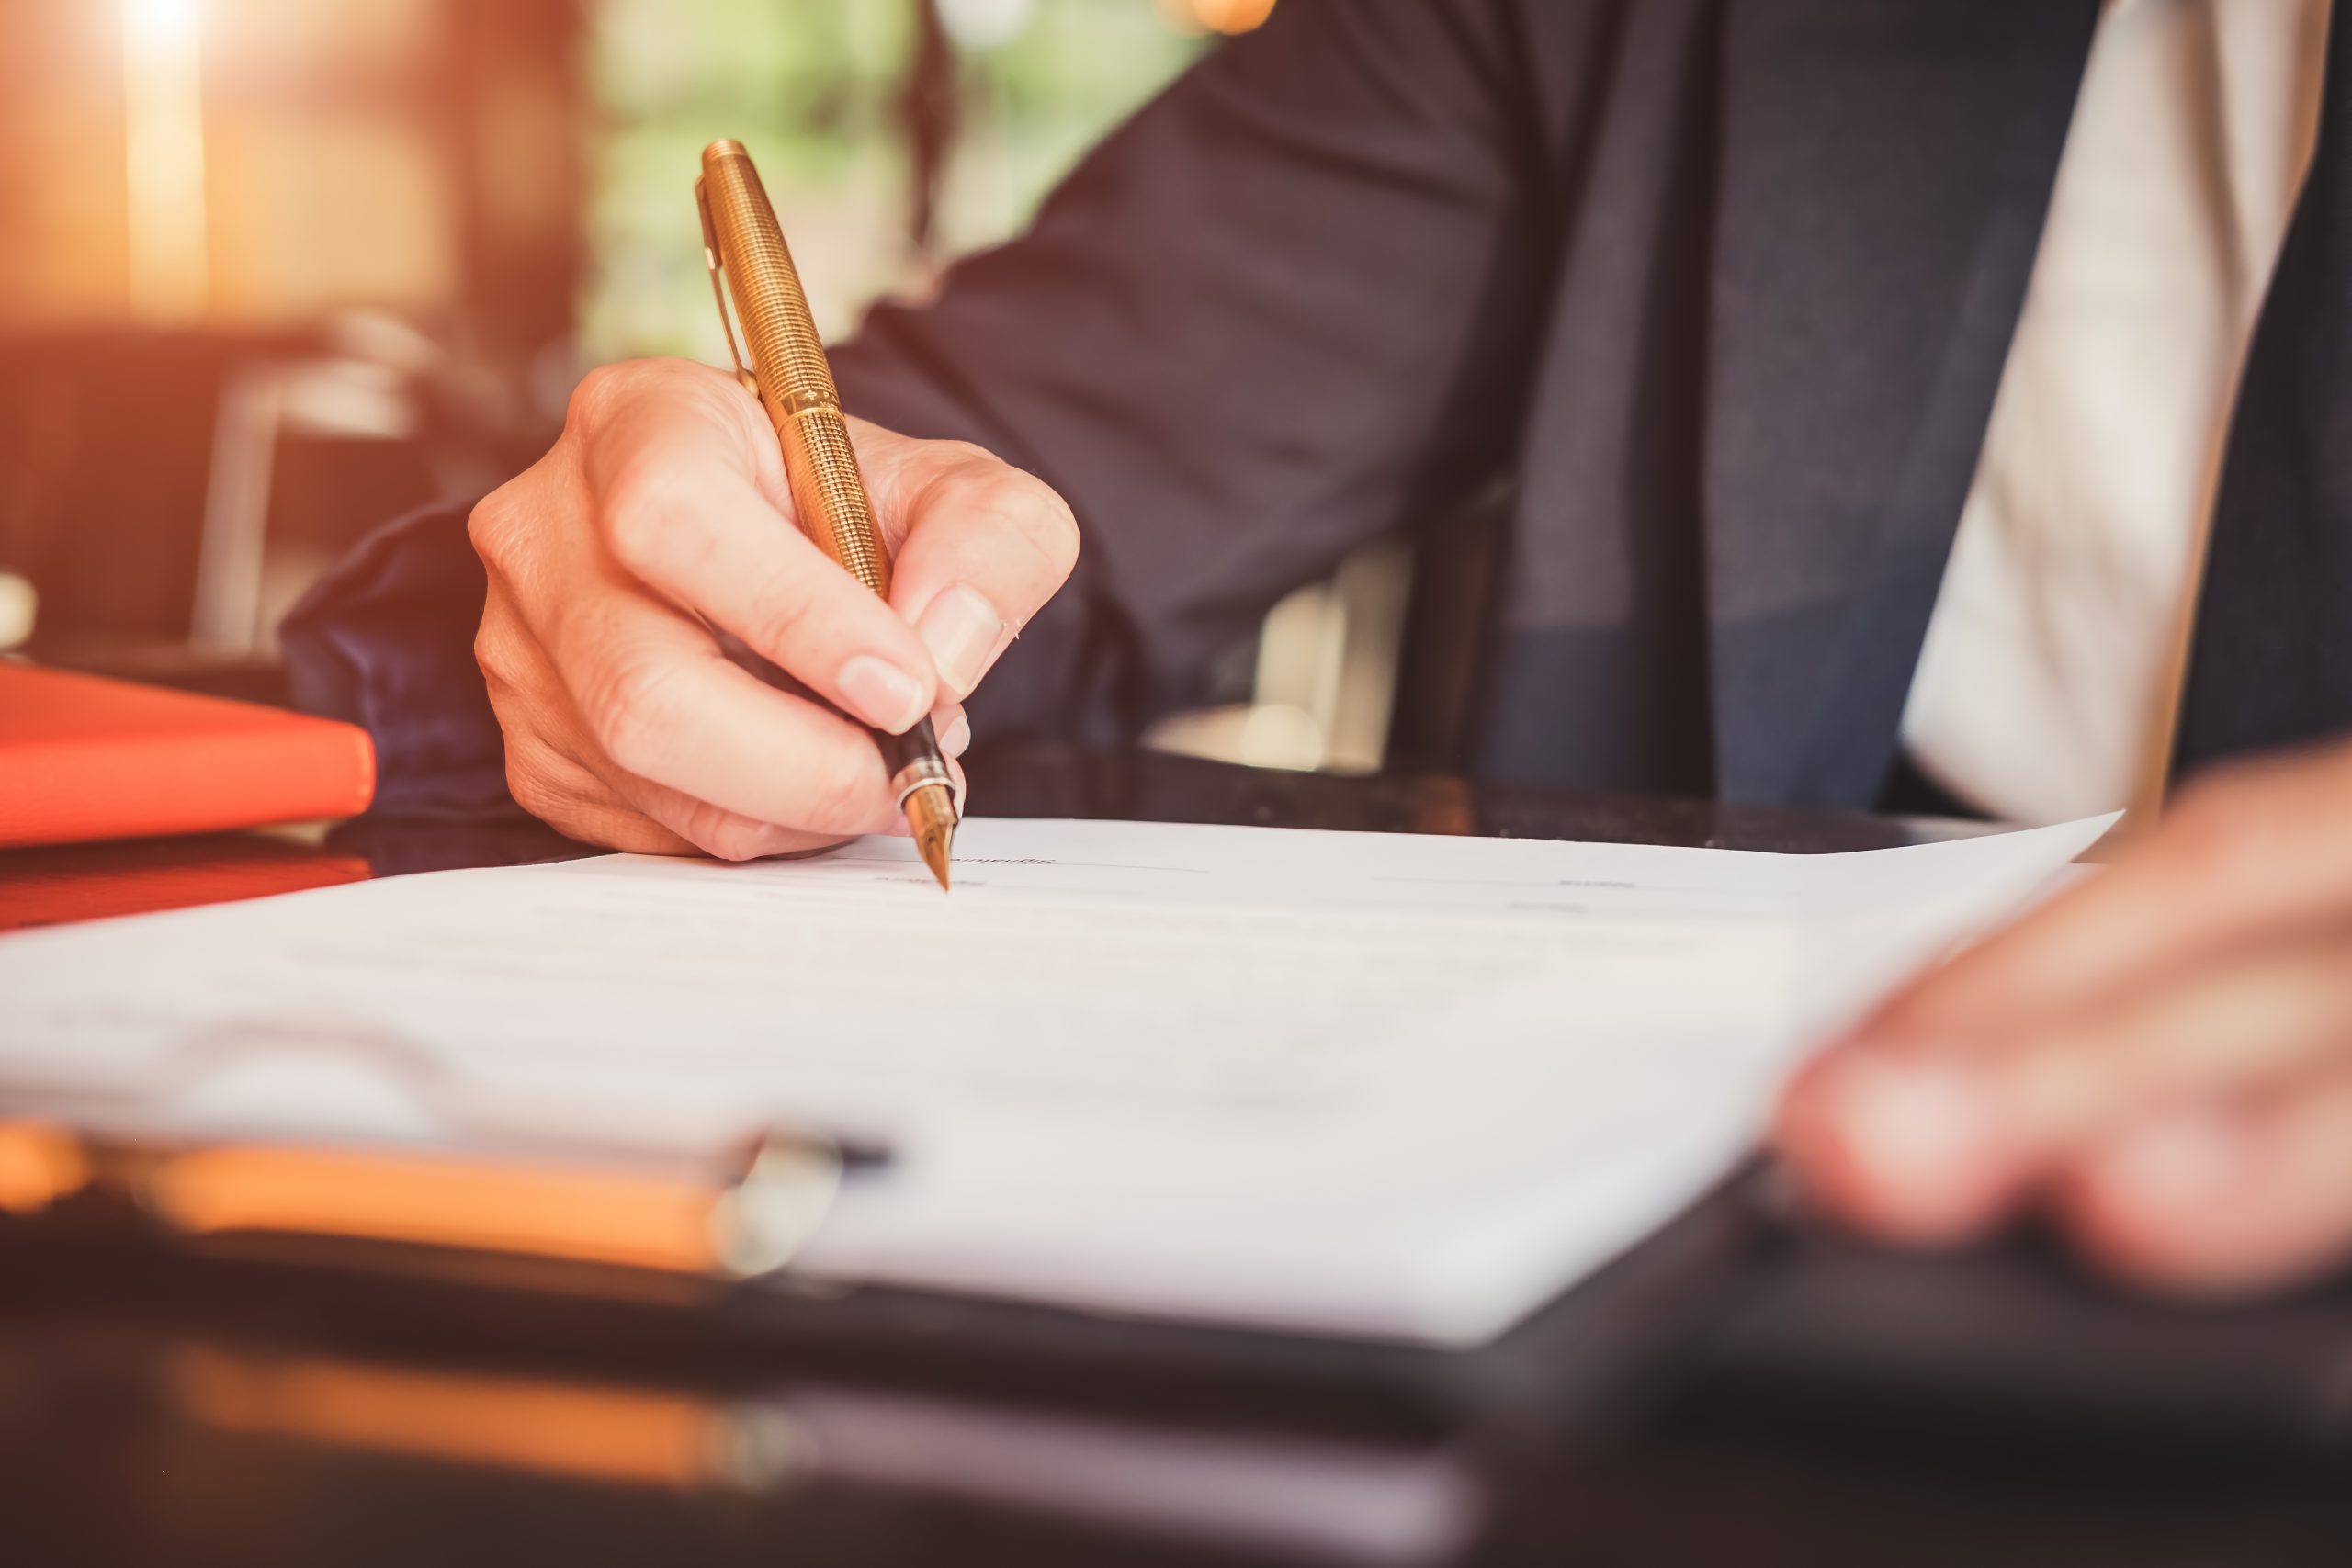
top-left (584, 0), bottom-right (1204, 363)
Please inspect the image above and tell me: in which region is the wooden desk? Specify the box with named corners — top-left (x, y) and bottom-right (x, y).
top-left (3, 747), bottom-right (2346, 1567)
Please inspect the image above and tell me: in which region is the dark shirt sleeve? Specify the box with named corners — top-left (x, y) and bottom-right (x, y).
top-left (279, 499), bottom-right (509, 819)
top-left (285, 0), bottom-right (1554, 797)
top-left (835, 0), bottom-right (1555, 741)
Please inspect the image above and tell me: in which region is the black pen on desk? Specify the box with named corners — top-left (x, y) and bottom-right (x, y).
top-left (695, 139), bottom-right (960, 890)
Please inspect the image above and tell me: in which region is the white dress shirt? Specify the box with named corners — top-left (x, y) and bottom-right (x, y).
top-left (1900, 0), bottom-right (2331, 823)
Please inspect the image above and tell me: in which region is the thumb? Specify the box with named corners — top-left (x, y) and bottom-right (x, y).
top-left (854, 423), bottom-right (1080, 701)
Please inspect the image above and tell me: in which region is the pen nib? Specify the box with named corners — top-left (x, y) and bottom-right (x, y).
top-left (905, 783), bottom-right (958, 892)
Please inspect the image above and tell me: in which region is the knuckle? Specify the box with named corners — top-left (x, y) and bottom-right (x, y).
top-left (602, 505), bottom-right (662, 581)
top-left (1007, 473), bottom-right (1080, 575)
top-left (586, 659), bottom-right (678, 778)
top-left (920, 454), bottom-right (1079, 582)
top-left (565, 361), bottom-right (638, 434)
top-left (930, 438), bottom-right (1000, 472)
top-left (963, 468), bottom-right (1079, 590)
top-left (599, 457), bottom-right (703, 581)
top-left (573, 356), bottom-right (719, 427)
top-left (739, 584), bottom-right (820, 660)
top-left (466, 490), bottom-right (520, 573)
top-left (569, 358), bottom-right (713, 442)
top-left (797, 750), bottom-right (882, 835)
top-left (2056, 1171), bottom-right (2216, 1292)
top-left (1021, 481), bottom-right (1077, 581)
top-left (472, 585), bottom-right (527, 687)
top-left (472, 623), bottom-right (515, 694)
top-left (503, 751), bottom-right (580, 833)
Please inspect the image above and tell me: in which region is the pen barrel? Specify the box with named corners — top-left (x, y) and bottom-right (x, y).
top-left (778, 404), bottom-right (890, 599)
top-left (699, 140), bottom-right (891, 599)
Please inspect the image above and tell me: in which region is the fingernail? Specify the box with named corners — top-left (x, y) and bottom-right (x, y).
top-left (836, 655), bottom-right (927, 733)
top-left (917, 584), bottom-right (1008, 698)
top-left (1804, 1051), bottom-right (2007, 1242)
top-left (2096, 1107), bottom-right (2245, 1205)
top-left (938, 710), bottom-right (972, 758)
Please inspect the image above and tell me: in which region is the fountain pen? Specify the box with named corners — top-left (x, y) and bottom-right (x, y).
top-left (696, 139), bottom-right (959, 889)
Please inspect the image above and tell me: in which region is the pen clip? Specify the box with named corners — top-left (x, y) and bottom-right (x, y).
top-left (695, 176), bottom-right (761, 399)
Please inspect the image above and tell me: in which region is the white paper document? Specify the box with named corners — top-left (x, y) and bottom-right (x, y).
top-left (0, 814), bottom-right (2114, 1346)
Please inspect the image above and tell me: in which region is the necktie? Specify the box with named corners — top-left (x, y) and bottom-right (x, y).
top-left (2176, 6), bottom-right (2352, 777)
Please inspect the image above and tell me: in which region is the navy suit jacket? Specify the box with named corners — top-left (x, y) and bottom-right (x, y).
top-left (286, 0), bottom-right (2352, 819)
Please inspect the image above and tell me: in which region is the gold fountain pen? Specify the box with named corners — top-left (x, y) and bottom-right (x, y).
top-left (696, 140), bottom-right (959, 889)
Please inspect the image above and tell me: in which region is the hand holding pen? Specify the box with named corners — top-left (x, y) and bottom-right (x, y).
top-left (462, 162), bottom-right (1078, 871)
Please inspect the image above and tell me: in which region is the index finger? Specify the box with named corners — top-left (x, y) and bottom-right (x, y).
top-left (548, 583), bottom-right (903, 839)
top-left (581, 367), bottom-right (948, 736)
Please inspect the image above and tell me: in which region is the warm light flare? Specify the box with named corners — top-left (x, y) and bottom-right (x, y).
top-left (121, 0), bottom-right (210, 321)
top-left (126, 0), bottom-right (202, 44)
top-left (1156, 0), bottom-right (1278, 37)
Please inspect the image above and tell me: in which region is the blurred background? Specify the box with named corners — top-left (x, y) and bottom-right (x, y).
top-left (0, 0), bottom-right (1420, 776)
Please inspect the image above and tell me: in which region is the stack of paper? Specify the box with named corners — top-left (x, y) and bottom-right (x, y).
top-left (0, 815), bottom-right (2111, 1346)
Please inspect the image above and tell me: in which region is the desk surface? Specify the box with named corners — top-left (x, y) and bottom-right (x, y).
top-left (3, 746), bottom-right (2346, 1568)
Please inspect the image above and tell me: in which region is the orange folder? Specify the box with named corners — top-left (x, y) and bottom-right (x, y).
top-left (0, 665), bottom-right (376, 849)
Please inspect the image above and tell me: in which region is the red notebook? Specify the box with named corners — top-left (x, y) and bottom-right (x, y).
top-left (0, 665), bottom-right (376, 849)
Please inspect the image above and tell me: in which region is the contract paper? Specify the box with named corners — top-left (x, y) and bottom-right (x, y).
top-left (0, 815), bottom-right (2113, 1346)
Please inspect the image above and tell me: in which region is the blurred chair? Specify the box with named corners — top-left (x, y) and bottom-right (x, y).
top-left (190, 313), bottom-right (443, 656)
top-left (1144, 491), bottom-right (1507, 780)
top-left (0, 327), bottom-right (314, 660)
